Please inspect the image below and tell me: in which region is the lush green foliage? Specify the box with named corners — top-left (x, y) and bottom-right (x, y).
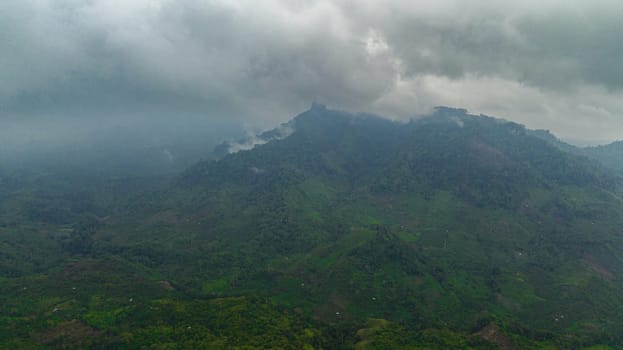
top-left (2, 106), bottom-right (623, 349)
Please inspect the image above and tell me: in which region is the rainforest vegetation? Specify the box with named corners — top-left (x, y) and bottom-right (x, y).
top-left (2, 106), bottom-right (623, 349)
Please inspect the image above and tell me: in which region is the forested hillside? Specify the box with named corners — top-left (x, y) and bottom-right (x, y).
top-left (2, 106), bottom-right (623, 349)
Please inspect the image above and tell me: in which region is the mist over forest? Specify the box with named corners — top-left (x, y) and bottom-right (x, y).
top-left (0, 115), bottom-right (243, 177)
top-left (3, 1), bottom-right (623, 349)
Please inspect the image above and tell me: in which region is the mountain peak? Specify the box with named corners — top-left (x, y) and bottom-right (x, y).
top-left (309, 101), bottom-right (328, 111)
top-left (433, 106), bottom-right (469, 116)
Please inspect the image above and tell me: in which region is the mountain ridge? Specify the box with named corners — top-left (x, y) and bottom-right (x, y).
top-left (106, 105), bottom-right (623, 347)
top-left (3, 105), bottom-right (623, 348)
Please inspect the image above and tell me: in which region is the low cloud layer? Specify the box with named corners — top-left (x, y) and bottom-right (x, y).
top-left (2, 0), bottom-right (623, 144)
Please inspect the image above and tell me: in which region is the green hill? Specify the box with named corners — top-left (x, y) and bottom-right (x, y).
top-left (2, 105), bottom-right (623, 349)
top-left (584, 141), bottom-right (623, 175)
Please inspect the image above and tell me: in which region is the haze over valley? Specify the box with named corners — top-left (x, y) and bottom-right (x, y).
top-left (3, 1), bottom-right (623, 349)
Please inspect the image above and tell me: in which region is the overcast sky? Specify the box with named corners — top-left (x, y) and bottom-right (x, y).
top-left (2, 0), bottom-right (623, 145)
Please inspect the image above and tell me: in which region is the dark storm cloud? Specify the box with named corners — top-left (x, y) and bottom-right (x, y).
top-left (377, 3), bottom-right (623, 90)
top-left (2, 0), bottom-right (623, 143)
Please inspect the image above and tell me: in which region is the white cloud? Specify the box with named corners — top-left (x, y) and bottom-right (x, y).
top-left (2, 0), bottom-right (623, 143)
